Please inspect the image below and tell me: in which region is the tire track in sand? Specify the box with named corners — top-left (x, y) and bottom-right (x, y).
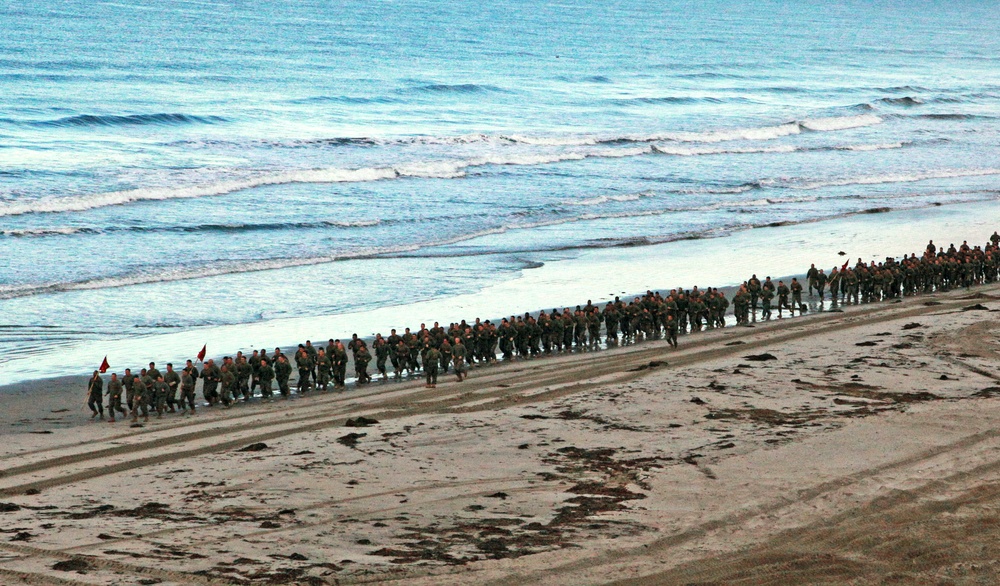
top-left (608, 444), bottom-right (1000, 585)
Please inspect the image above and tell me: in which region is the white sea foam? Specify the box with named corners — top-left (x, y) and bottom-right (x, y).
top-left (643, 114), bottom-right (881, 144)
top-left (297, 114), bottom-right (886, 150)
top-left (589, 146), bottom-right (653, 158)
top-left (799, 114), bottom-right (883, 131)
top-left (836, 142), bottom-right (904, 151)
top-left (330, 219), bottom-right (382, 228)
top-left (471, 152), bottom-right (589, 167)
top-left (647, 122), bottom-right (801, 144)
top-left (400, 133), bottom-right (501, 146)
top-left (0, 167), bottom-right (400, 218)
top-left (562, 191), bottom-right (655, 206)
top-left (681, 184), bottom-right (760, 196)
top-left (792, 168), bottom-right (1000, 190)
top-left (394, 160), bottom-right (467, 178)
top-left (505, 134), bottom-right (600, 146)
top-left (1, 227), bottom-right (87, 237)
top-left (653, 144), bottom-right (798, 156)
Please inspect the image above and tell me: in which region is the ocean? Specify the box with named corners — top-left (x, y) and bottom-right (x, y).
top-left (1, 0), bottom-right (999, 385)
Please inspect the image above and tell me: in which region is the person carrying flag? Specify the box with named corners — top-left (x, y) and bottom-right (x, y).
top-left (87, 370), bottom-right (104, 420)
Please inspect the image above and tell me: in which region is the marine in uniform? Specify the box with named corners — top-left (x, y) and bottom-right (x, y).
top-left (87, 370), bottom-right (104, 420)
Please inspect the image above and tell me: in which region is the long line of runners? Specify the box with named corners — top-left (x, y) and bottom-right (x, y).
top-left (85, 235), bottom-right (1000, 422)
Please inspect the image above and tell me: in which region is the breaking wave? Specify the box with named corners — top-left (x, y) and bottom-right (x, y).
top-left (798, 114), bottom-right (883, 132)
top-left (561, 192), bottom-right (655, 206)
top-left (0, 112), bottom-right (912, 219)
top-left (653, 144), bottom-right (798, 156)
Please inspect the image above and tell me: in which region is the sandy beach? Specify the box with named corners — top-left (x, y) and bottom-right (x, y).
top-left (6, 2), bottom-right (1000, 584)
top-left (0, 283), bottom-right (997, 584)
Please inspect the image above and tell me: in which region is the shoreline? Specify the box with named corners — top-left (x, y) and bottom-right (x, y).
top-left (0, 277), bottom-right (784, 433)
top-left (0, 262), bottom-right (933, 432)
top-left (0, 256), bottom-right (989, 435)
top-left (2, 198), bottom-right (999, 388)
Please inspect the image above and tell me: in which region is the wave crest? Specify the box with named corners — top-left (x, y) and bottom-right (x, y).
top-left (877, 96), bottom-right (924, 106)
top-left (799, 114), bottom-right (882, 132)
top-left (561, 192), bottom-right (655, 206)
top-left (25, 112), bottom-right (228, 128)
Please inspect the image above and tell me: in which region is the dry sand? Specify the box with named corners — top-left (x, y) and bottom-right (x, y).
top-left (1, 286), bottom-right (1000, 585)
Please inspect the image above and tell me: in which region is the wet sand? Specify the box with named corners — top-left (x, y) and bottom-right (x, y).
top-left (0, 285), bottom-right (999, 584)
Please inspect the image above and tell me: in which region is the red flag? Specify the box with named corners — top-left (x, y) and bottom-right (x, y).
top-left (99, 356), bottom-right (110, 373)
top-left (197, 344), bottom-right (207, 362)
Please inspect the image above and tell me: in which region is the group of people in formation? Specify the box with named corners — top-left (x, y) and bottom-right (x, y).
top-left (729, 235), bottom-right (1000, 322)
top-left (86, 333), bottom-right (475, 423)
top-left (86, 233), bottom-right (1000, 423)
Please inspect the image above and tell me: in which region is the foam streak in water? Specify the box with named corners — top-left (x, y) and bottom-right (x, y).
top-left (787, 168), bottom-right (1000, 190)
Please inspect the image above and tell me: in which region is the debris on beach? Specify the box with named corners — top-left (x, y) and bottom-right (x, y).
top-left (52, 558), bottom-right (92, 572)
top-left (337, 433), bottom-right (367, 448)
top-left (237, 442), bottom-right (269, 452)
top-left (629, 360), bottom-right (667, 371)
